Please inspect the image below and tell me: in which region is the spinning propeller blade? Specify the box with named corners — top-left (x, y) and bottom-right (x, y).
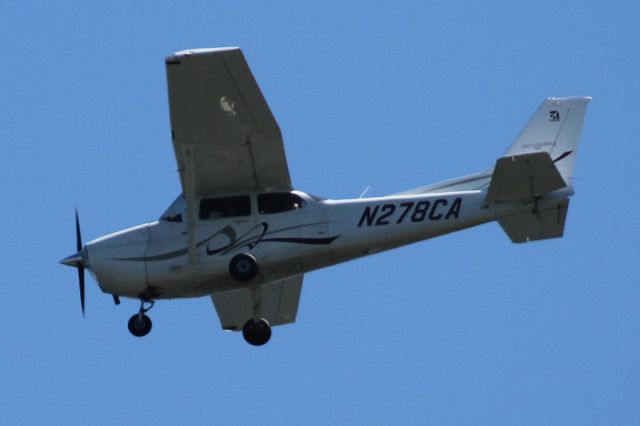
top-left (75, 210), bottom-right (85, 315)
top-left (78, 264), bottom-right (85, 316)
top-left (60, 211), bottom-right (86, 315)
top-left (75, 210), bottom-right (82, 252)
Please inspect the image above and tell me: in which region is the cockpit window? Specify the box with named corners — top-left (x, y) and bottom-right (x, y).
top-left (200, 195), bottom-right (251, 219)
top-left (258, 193), bottom-right (305, 214)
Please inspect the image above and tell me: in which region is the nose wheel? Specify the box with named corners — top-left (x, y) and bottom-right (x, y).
top-left (128, 299), bottom-right (154, 337)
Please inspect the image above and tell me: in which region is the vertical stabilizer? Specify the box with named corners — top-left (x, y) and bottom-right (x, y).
top-left (505, 97), bottom-right (591, 183)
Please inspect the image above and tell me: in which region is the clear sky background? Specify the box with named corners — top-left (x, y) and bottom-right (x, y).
top-left (1, 1), bottom-right (639, 425)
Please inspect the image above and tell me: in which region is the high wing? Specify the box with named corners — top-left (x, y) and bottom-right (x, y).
top-left (210, 274), bottom-right (304, 331)
top-left (165, 47), bottom-right (292, 198)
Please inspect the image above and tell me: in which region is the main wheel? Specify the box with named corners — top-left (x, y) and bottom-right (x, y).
top-left (229, 253), bottom-right (258, 282)
top-left (128, 313), bottom-right (152, 337)
top-left (242, 318), bottom-right (272, 346)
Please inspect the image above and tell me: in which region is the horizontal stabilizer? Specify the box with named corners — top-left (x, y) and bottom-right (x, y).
top-left (499, 199), bottom-right (569, 243)
top-left (486, 152), bottom-right (566, 202)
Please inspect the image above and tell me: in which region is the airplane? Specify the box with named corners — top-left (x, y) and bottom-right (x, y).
top-left (60, 47), bottom-right (591, 346)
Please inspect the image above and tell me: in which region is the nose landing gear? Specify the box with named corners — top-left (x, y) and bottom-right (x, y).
top-left (128, 299), bottom-right (154, 337)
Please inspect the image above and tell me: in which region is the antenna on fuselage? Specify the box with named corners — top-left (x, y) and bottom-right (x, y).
top-left (358, 185), bottom-right (371, 199)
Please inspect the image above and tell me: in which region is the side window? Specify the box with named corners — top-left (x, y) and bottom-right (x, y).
top-left (258, 193), bottom-right (305, 214)
top-left (199, 195), bottom-right (250, 219)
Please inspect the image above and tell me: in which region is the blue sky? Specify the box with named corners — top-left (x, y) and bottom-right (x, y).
top-left (1, 1), bottom-right (639, 425)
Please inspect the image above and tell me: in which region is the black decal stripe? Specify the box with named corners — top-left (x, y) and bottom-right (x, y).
top-left (114, 221), bottom-right (337, 262)
top-left (206, 223), bottom-right (267, 256)
top-left (208, 221), bottom-right (333, 256)
top-left (553, 150), bottom-right (573, 163)
top-left (261, 236), bottom-right (340, 245)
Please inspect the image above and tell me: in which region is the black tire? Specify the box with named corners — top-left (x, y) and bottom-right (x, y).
top-left (229, 253), bottom-right (258, 282)
top-left (128, 313), bottom-right (152, 337)
top-left (242, 318), bottom-right (272, 346)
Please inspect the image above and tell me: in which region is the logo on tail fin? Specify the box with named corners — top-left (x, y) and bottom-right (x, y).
top-left (549, 110), bottom-right (560, 121)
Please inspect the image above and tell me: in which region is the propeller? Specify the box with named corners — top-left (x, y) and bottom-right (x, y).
top-left (75, 210), bottom-right (85, 315)
top-left (60, 210), bottom-right (86, 315)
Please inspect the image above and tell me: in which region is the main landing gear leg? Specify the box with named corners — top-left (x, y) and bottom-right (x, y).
top-left (242, 285), bottom-right (272, 346)
top-left (128, 299), bottom-right (154, 337)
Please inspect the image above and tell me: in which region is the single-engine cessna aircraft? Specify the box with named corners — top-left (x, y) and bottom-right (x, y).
top-left (60, 47), bottom-right (590, 345)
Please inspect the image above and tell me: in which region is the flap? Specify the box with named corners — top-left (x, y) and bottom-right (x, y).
top-left (210, 274), bottom-right (304, 331)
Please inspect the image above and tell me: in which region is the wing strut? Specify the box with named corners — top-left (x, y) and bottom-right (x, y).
top-left (251, 284), bottom-right (262, 321)
top-left (183, 145), bottom-right (197, 267)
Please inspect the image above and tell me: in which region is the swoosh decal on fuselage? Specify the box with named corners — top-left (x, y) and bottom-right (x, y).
top-left (114, 221), bottom-right (339, 262)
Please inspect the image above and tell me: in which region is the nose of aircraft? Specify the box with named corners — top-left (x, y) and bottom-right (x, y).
top-left (85, 224), bottom-right (150, 298)
top-left (60, 209), bottom-right (152, 310)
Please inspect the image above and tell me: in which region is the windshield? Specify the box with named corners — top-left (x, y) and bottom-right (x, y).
top-left (159, 194), bottom-right (186, 222)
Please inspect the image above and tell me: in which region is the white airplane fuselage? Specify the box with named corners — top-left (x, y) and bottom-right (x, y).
top-left (57, 46), bottom-right (590, 344)
top-left (85, 187), bottom-right (572, 300)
